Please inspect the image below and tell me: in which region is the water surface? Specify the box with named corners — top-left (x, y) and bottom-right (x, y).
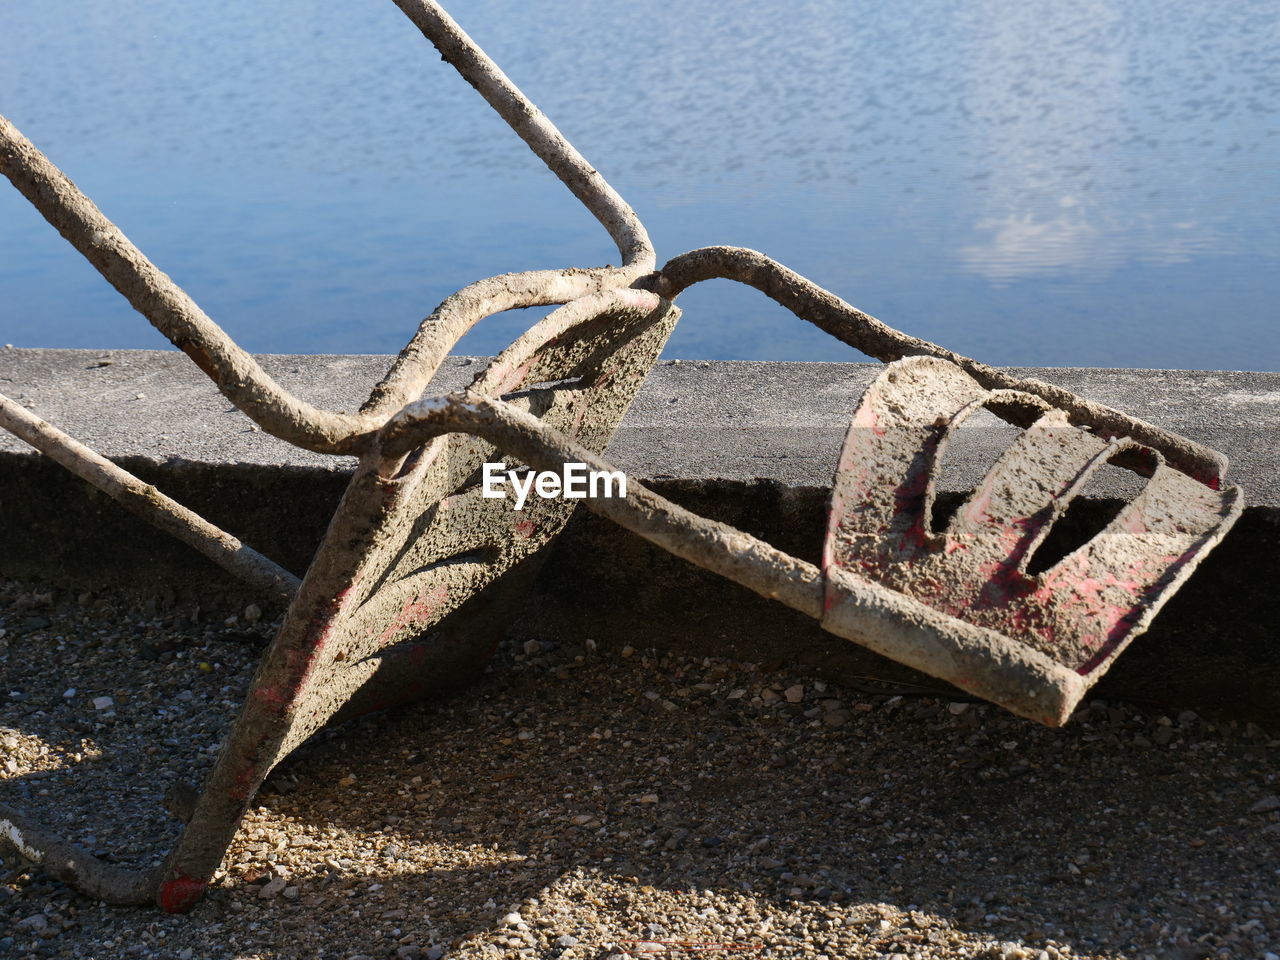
top-left (1, 0), bottom-right (1276, 369)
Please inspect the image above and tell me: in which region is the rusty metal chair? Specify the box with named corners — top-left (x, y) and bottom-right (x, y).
top-left (382, 355), bottom-right (1236, 731)
top-left (0, 0), bottom-right (1240, 910)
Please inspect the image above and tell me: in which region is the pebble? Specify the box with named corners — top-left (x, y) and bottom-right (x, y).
top-left (1248, 795), bottom-right (1280, 814)
top-left (259, 877), bottom-right (287, 899)
top-left (784, 684), bottom-right (805, 703)
top-left (92, 696), bottom-right (113, 711)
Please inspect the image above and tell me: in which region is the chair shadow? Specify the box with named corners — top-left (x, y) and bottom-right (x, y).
top-left (1, 588), bottom-right (1276, 959)
top-left (211, 646), bottom-right (1277, 958)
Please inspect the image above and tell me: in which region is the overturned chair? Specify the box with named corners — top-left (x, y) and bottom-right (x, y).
top-left (0, 0), bottom-right (1240, 910)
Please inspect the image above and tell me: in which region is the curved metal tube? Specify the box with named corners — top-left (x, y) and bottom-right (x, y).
top-left (380, 392), bottom-right (826, 618)
top-left (649, 245), bottom-right (1227, 485)
top-left (0, 0), bottom-right (654, 453)
top-left (0, 393), bottom-right (301, 600)
top-left (0, 803), bottom-right (160, 905)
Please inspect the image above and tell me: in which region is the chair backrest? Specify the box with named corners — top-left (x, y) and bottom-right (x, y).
top-left (156, 289), bottom-right (678, 910)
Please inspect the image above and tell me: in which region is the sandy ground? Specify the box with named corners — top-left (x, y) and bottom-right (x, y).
top-left (1, 583), bottom-right (1278, 960)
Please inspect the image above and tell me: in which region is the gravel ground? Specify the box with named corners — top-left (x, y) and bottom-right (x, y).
top-left (1, 581), bottom-right (1278, 960)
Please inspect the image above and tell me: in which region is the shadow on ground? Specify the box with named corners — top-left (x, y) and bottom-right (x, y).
top-left (1, 588), bottom-right (1277, 959)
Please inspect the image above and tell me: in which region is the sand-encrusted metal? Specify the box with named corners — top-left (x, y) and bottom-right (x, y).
top-left (0, 0), bottom-right (1241, 911)
top-left (820, 357), bottom-right (1241, 725)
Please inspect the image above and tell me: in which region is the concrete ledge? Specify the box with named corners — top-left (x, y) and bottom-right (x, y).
top-left (3, 349), bottom-right (1277, 499)
top-left (2, 349), bottom-right (1277, 723)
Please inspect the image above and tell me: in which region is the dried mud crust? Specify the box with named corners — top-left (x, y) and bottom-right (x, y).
top-left (0, 582), bottom-right (1277, 960)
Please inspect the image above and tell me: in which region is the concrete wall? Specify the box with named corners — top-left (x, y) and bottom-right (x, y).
top-left (2, 348), bottom-right (1276, 723)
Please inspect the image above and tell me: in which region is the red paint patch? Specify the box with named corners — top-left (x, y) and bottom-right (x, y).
top-left (377, 584), bottom-right (450, 645)
top-left (489, 357), bottom-right (536, 395)
top-left (252, 684), bottom-right (288, 708)
top-left (158, 872), bottom-right (208, 913)
top-left (229, 754), bottom-right (264, 801)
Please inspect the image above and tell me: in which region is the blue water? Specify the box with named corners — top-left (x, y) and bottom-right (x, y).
top-left (1, 0), bottom-right (1277, 369)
